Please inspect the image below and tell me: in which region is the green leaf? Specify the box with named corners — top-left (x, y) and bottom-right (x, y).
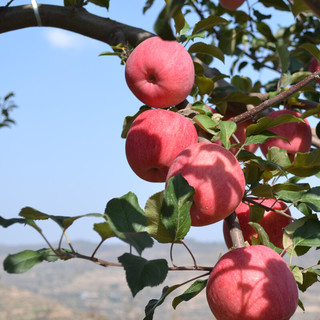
top-left (144, 285), bottom-right (180, 320)
top-left (282, 215), bottom-right (316, 256)
top-left (93, 221), bottom-right (115, 240)
top-left (211, 91), bottom-right (261, 106)
top-left (188, 42), bottom-right (224, 63)
top-left (259, 0), bottom-right (290, 11)
top-left (219, 120), bottom-right (237, 149)
top-left (0, 216), bottom-right (42, 233)
top-left (266, 147), bottom-right (291, 167)
top-left (145, 192), bottom-right (174, 243)
top-left (161, 174), bottom-right (194, 242)
top-left (121, 106), bottom-right (150, 139)
top-left (293, 219), bottom-right (320, 247)
top-left (298, 271), bottom-right (319, 292)
top-left (286, 150), bottom-right (320, 177)
top-left (192, 16), bottom-right (228, 35)
top-left (291, 265), bottom-right (303, 284)
top-left (118, 253), bottom-right (168, 297)
top-left (193, 114), bottom-right (218, 135)
top-left (292, 0), bottom-right (310, 16)
top-left (195, 76), bottom-right (214, 96)
top-left (3, 248), bottom-right (71, 274)
top-left (277, 43), bottom-right (290, 73)
top-left (88, 0), bottom-right (110, 9)
top-left (246, 113), bottom-right (304, 136)
top-left (105, 192), bottom-right (154, 254)
top-left (300, 43), bottom-right (320, 61)
top-left (251, 184), bottom-right (274, 198)
top-left (18, 207), bottom-right (103, 230)
top-left (300, 187), bottom-right (320, 212)
top-left (257, 22), bottom-right (276, 42)
top-left (231, 75), bottom-right (252, 92)
top-left (249, 204), bottom-right (265, 222)
top-left (172, 279), bottom-right (207, 309)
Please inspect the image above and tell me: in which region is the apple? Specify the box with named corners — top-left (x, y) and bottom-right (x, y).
top-left (125, 109), bottom-right (198, 182)
top-left (206, 245), bottom-right (299, 320)
top-left (166, 142), bottom-right (245, 226)
top-left (309, 57), bottom-right (320, 84)
top-left (223, 198), bottom-right (292, 248)
top-left (260, 109), bottom-right (312, 161)
top-left (125, 36), bottom-right (195, 108)
top-left (219, 0), bottom-right (245, 11)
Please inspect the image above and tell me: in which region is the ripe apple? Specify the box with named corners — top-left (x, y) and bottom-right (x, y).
top-left (125, 109), bottom-right (198, 182)
top-left (260, 109), bottom-right (312, 161)
top-left (125, 36), bottom-right (195, 108)
top-left (166, 142), bottom-right (245, 226)
top-left (223, 198), bottom-right (292, 248)
top-left (309, 57), bottom-right (320, 84)
top-left (206, 245), bottom-right (298, 320)
top-left (219, 0), bottom-right (245, 11)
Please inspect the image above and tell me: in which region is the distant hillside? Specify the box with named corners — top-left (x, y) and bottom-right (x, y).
top-left (0, 240), bottom-right (319, 320)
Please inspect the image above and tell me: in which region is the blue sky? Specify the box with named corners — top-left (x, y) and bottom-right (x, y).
top-left (0, 0), bottom-right (313, 247)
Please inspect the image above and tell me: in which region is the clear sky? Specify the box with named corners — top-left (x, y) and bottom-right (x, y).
top-left (0, 0), bottom-right (315, 247)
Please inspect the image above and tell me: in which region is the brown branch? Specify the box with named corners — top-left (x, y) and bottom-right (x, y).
top-left (244, 197), bottom-right (296, 221)
top-left (0, 4), bottom-right (153, 47)
top-left (224, 211), bottom-right (245, 248)
top-left (229, 68), bottom-right (320, 124)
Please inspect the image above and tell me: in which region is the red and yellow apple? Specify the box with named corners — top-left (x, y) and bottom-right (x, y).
top-left (125, 109), bottom-right (198, 182)
top-left (166, 142), bottom-right (245, 226)
top-left (260, 109), bottom-right (312, 161)
top-left (206, 245), bottom-right (298, 320)
top-left (223, 198), bottom-right (292, 248)
top-left (125, 36), bottom-right (195, 108)
top-left (219, 0), bottom-right (245, 11)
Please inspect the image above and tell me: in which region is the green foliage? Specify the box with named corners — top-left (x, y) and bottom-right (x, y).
top-left (0, 92), bottom-right (17, 129)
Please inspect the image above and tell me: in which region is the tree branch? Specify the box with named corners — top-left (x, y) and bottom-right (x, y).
top-left (0, 4), bottom-right (153, 47)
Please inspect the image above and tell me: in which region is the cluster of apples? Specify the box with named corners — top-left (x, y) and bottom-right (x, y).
top-left (124, 36), bottom-right (299, 319)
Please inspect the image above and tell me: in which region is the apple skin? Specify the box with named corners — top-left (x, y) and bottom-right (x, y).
top-left (309, 57), bottom-right (320, 84)
top-left (206, 245), bottom-right (299, 320)
top-left (260, 109), bottom-right (312, 162)
top-left (125, 36), bottom-right (195, 108)
top-left (219, 0), bottom-right (245, 11)
top-left (166, 142), bottom-right (246, 226)
top-left (125, 109), bottom-right (198, 183)
top-left (223, 198), bottom-right (292, 248)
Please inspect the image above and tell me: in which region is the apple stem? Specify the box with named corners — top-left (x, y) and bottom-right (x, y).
top-left (224, 211), bottom-right (245, 248)
top-left (180, 239), bottom-right (198, 269)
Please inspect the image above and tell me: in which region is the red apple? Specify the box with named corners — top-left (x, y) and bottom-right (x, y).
top-left (223, 198), bottom-right (292, 248)
top-left (125, 36), bottom-right (195, 108)
top-left (260, 109), bottom-right (312, 161)
top-left (206, 245), bottom-right (298, 320)
top-left (125, 109), bottom-right (198, 182)
top-left (166, 142), bottom-right (245, 226)
top-left (309, 57), bottom-right (320, 84)
top-left (219, 0), bottom-right (245, 11)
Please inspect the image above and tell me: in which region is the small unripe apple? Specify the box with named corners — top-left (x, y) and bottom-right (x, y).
top-left (206, 245), bottom-right (298, 320)
top-left (223, 198), bottom-right (292, 248)
top-left (125, 36), bottom-right (195, 108)
top-left (125, 109), bottom-right (198, 182)
top-left (166, 142), bottom-right (245, 226)
top-left (260, 109), bottom-right (312, 161)
top-left (309, 57), bottom-right (320, 84)
top-left (219, 0), bottom-right (245, 11)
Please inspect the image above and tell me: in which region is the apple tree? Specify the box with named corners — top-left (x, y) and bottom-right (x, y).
top-left (1, 0), bottom-right (320, 319)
